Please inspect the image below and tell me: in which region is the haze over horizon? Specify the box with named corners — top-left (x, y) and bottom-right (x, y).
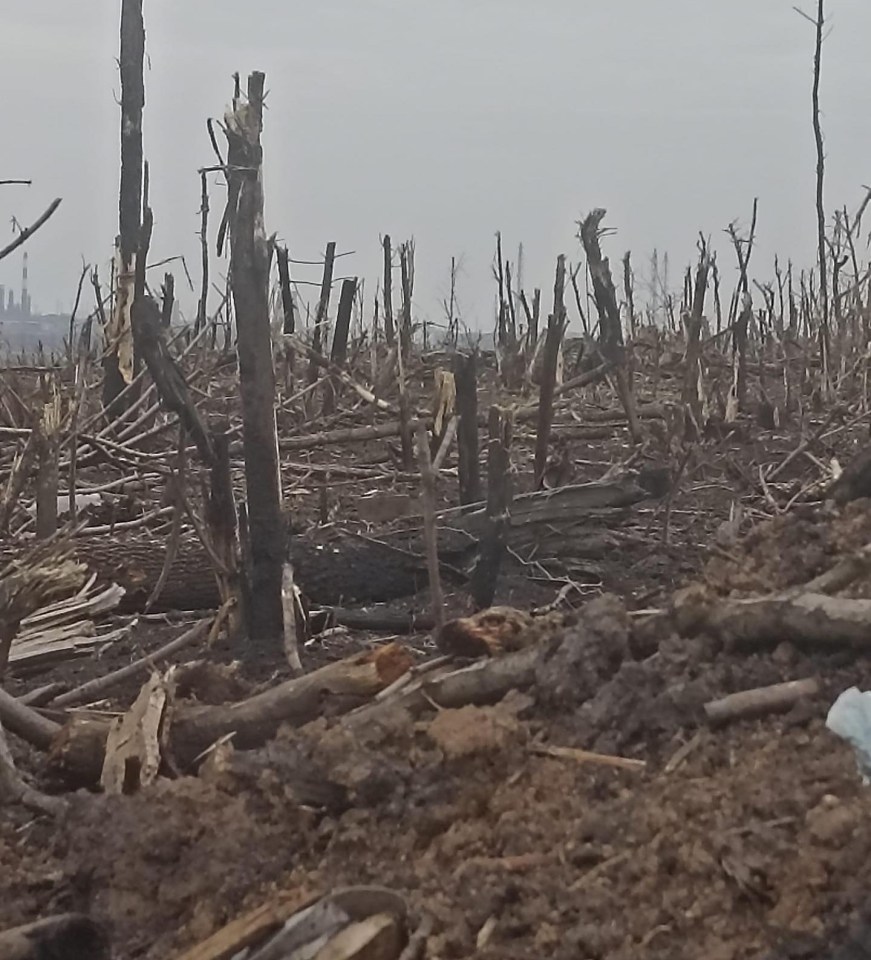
top-left (3, 1), bottom-right (870, 330)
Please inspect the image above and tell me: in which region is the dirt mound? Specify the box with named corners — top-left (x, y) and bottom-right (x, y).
top-left (705, 500), bottom-right (871, 598)
top-left (6, 580), bottom-right (871, 959)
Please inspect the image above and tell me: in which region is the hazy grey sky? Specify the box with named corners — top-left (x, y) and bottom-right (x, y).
top-left (3, 1), bottom-right (871, 328)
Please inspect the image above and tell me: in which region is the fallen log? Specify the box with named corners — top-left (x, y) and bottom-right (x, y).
top-left (0, 477), bottom-right (660, 614)
top-left (47, 642), bottom-right (414, 788)
top-left (677, 590), bottom-right (871, 651)
top-left (0, 685), bottom-right (60, 749)
top-left (343, 645), bottom-right (541, 733)
top-left (704, 678), bottom-right (820, 727)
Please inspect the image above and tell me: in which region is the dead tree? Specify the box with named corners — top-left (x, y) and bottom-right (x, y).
top-left (104, 0), bottom-right (145, 414)
top-left (399, 240), bottom-right (414, 356)
top-left (307, 241), bottom-right (336, 388)
top-left (796, 0), bottom-right (831, 390)
top-left (534, 257), bottom-right (566, 487)
top-left (195, 169), bottom-right (209, 334)
top-left (130, 296), bottom-right (215, 463)
top-left (578, 210), bottom-right (641, 441)
top-left (725, 200), bottom-right (758, 415)
top-left (382, 234), bottom-right (395, 346)
top-left (223, 71), bottom-right (284, 644)
top-left (323, 277), bottom-right (357, 415)
top-left (454, 351), bottom-right (482, 505)
top-left (470, 406), bottom-right (514, 609)
top-left (682, 236), bottom-right (711, 428)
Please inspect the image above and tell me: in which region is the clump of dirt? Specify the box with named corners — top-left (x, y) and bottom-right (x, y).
top-left (705, 499), bottom-right (871, 598)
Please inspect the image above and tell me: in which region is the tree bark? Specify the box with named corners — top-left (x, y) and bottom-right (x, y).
top-left (224, 72), bottom-right (284, 645)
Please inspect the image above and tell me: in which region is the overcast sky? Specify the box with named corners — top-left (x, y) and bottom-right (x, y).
top-left (3, 0), bottom-right (871, 329)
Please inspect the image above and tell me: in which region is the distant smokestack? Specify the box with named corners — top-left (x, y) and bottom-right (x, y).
top-left (21, 251), bottom-right (29, 316)
top-left (0, 285), bottom-right (5, 315)
top-left (7, 289), bottom-right (14, 312)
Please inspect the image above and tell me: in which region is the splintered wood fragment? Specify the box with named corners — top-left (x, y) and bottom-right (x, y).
top-left (100, 672), bottom-right (169, 794)
top-left (704, 678), bottom-right (820, 727)
top-left (532, 743), bottom-right (646, 771)
top-left (0, 913), bottom-right (108, 960)
top-left (282, 563), bottom-right (304, 673)
top-left (174, 888), bottom-right (319, 960)
top-left (664, 730), bottom-right (704, 774)
top-left (312, 914), bottom-right (402, 960)
top-left (245, 899), bottom-right (349, 960)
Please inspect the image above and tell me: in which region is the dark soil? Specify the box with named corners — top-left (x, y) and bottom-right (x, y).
top-left (4, 353), bottom-right (871, 959)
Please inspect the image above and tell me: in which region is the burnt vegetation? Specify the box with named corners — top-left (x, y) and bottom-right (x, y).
top-left (3, 2), bottom-right (871, 959)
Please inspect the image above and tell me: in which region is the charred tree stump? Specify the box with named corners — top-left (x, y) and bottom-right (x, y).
top-left (382, 234), bottom-right (395, 346)
top-left (34, 385), bottom-right (61, 541)
top-left (454, 351), bottom-right (482, 505)
top-left (470, 405), bottom-right (514, 609)
top-left (224, 71), bottom-right (284, 645)
top-left (534, 262), bottom-right (566, 488)
top-left (579, 209), bottom-right (641, 441)
top-left (205, 425), bottom-right (244, 637)
top-left (323, 277), bottom-right (356, 415)
top-left (307, 241), bottom-right (336, 389)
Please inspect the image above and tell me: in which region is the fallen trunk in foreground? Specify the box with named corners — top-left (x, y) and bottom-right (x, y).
top-left (674, 587), bottom-right (871, 651)
top-left (47, 643), bottom-right (413, 788)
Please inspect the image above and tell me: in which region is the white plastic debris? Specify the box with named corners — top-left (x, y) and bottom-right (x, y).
top-left (826, 687), bottom-right (871, 783)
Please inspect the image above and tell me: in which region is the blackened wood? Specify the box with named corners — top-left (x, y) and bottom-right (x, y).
top-left (579, 210), bottom-right (641, 440)
top-left (205, 424), bottom-right (244, 636)
top-left (224, 71), bottom-right (284, 643)
top-left (470, 405), bottom-right (513, 609)
top-left (323, 277), bottom-right (356, 415)
top-left (103, 0), bottom-right (144, 413)
top-left (160, 271), bottom-right (175, 327)
top-left (276, 245), bottom-right (296, 335)
top-left (454, 351), bottom-right (482, 505)
top-left (307, 241), bottom-right (336, 388)
top-left (534, 257), bottom-right (566, 487)
top-left (131, 296), bottom-right (215, 464)
top-left (382, 234), bottom-right (395, 345)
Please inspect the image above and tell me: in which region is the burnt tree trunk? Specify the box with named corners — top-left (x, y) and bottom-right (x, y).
top-left (579, 209), bottom-right (641, 441)
top-left (470, 405), bottom-right (514, 609)
top-left (534, 257), bottom-right (566, 487)
top-left (382, 234), bottom-right (395, 346)
top-left (103, 0), bottom-right (144, 415)
top-left (307, 241), bottom-right (336, 388)
top-left (323, 277), bottom-right (357, 415)
top-left (454, 351), bottom-right (482, 505)
top-left (224, 71), bottom-right (284, 645)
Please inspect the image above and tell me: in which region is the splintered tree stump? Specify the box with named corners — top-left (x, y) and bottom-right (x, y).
top-left (46, 643), bottom-right (413, 788)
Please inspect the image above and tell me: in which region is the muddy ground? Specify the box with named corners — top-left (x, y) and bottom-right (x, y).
top-left (3, 353), bottom-right (871, 959)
